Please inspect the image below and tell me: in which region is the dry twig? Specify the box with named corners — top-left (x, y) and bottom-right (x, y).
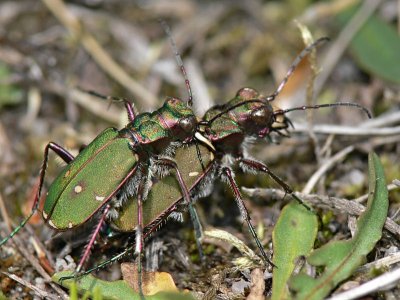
top-left (302, 145), bottom-right (354, 194)
top-left (41, 0), bottom-right (158, 109)
top-left (293, 124), bottom-right (400, 136)
top-left (328, 266), bottom-right (400, 300)
top-left (3, 272), bottom-right (60, 300)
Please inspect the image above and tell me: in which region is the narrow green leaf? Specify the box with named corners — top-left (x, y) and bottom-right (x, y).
top-left (290, 152), bottom-right (388, 300)
top-left (271, 202), bottom-right (318, 300)
top-left (52, 271), bottom-right (195, 300)
top-left (337, 6), bottom-right (400, 84)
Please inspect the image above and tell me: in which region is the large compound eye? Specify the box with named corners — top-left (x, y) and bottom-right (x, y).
top-left (251, 107), bottom-right (272, 125)
top-left (179, 116), bottom-right (196, 133)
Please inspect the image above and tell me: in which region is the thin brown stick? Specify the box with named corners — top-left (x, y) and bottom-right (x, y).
top-left (355, 251), bottom-right (400, 275)
top-left (42, 80), bottom-right (122, 124)
top-left (3, 272), bottom-right (60, 300)
top-left (328, 267), bottom-right (400, 300)
top-left (302, 145), bottom-right (355, 194)
top-left (0, 192), bottom-right (11, 232)
top-left (354, 180), bottom-right (400, 203)
top-left (292, 124), bottom-right (400, 136)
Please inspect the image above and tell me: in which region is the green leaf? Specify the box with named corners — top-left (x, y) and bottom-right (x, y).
top-left (289, 152), bottom-right (388, 300)
top-left (271, 202), bottom-right (318, 300)
top-left (0, 63), bottom-right (23, 108)
top-left (0, 291), bottom-right (8, 300)
top-left (52, 271), bottom-right (195, 300)
top-left (336, 6), bottom-right (400, 84)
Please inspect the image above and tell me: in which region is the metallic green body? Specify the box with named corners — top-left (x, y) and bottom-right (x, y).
top-left (127, 98), bottom-right (196, 146)
top-left (42, 97), bottom-right (197, 231)
top-left (112, 142), bottom-right (214, 232)
top-left (43, 128), bottom-right (137, 230)
top-left (202, 88), bottom-right (275, 154)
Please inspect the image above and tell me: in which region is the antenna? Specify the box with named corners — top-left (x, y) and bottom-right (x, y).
top-left (275, 102), bottom-right (372, 119)
top-left (266, 37), bottom-right (330, 102)
top-left (159, 20), bottom-right (193, 107)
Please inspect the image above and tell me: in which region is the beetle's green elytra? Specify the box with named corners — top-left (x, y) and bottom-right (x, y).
top-left (112, 141), bottom-right (214, 232)
top-left (43, 128), bottom-right (139, 230)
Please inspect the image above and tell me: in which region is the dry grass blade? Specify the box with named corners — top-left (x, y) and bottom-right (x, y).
top-left (328, 267), bottom-right (400, 300)
top-left (41, 0), bottom-right (158, 109)
top-left (0, 192), bottom-right (11, 232)
top-left (2, 272), bottom-right (62, 300)
top-left (293, 124), bottom-right (400, 136)
top-left (302, 145), bottom-right (355, 194)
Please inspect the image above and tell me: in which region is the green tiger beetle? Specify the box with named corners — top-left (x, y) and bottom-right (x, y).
top-left (0, 29), bottom-right (372, 298)
top-left (65, 37), bottom-right (372, 293)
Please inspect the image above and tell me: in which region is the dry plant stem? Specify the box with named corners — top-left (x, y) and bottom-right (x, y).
top-left (3, 272), bottom-right (60, 300)
top-left (42, 80), bottom-right (122, 124)
top-left (21, 87), bottom-right (42, 130)
top-left (360, 110), bottom-right (400, 129)
top-left (41, 0), bottom-right (158, 109)
top-left (354, 180), bottom-right (399, 203)
top-left (327, 267), bottom-right (400, 300)
top-left (355, 251), bottom-right (400, 275)
top-left (292, 124), bottom-right (400, 136)
top-left (242, 188), bottom-right (400, 238)
top-left (294, 110), bottom-right (400, 136)
top-left (302, 145), bottom-right (354, 194)
top-left (319, 134), bottom-right (335, 157)
top-left (314, 0), bottom-right (383, 97)
top-left (0, 192), bottom-right (11, 232)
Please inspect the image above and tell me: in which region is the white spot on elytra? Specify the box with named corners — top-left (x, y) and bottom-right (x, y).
top-left (68, 222), bottom-right (73, 228)
top-left (189, 172), bottom-right (199, 177)
top-left (95, 195), bottom-right (105, 201)
top-left (42, 211), bottom-right (48, 219)
top-left (48, 220), bottom-right (58, 229)
top-left (74, 185), bottom-right (83, 193)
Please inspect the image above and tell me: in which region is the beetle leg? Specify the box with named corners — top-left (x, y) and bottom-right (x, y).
top-left (239, 158), bottom-right (311, 210)
top-left (63, 206), bottom-right (168, 281)
top-left (135, 177), bottom-right (145, 299)
top-left (76, 204), bottom-right (111, 273)
top-left (221, 166), bottom-right (275, 267)
top-left (155, 157), bottom-right (205, 262)
top-left (0, 142), bottom-right (74, 246)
